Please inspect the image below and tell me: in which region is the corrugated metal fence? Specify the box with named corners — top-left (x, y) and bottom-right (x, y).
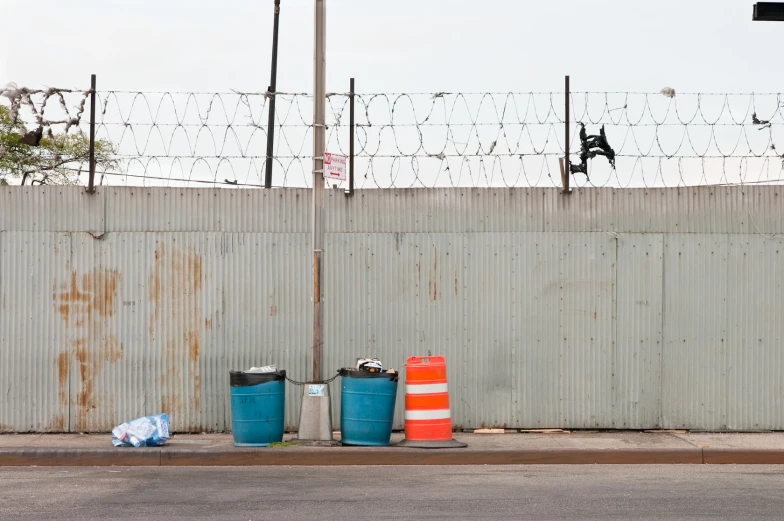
top-left (1, 186), bottom-right (783, 432)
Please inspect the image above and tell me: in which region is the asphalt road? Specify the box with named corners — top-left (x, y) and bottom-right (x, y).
top-left (1, 465), bottom-right (783, 520)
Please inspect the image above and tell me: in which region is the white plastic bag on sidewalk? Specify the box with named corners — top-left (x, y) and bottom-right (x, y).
top-left (112, 413), bottom-right (170, 447)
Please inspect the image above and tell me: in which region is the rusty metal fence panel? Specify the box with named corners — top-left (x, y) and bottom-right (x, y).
top-left (0, 232), bottom-right (72, 432)
top-left (2, 186), bottom-right (784, 432)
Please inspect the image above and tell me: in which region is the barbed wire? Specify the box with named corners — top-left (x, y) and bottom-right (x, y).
top-left (2, 84), bottom-right (784, 188)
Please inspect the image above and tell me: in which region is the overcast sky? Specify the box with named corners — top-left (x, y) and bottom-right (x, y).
top-left (1, 0), bottom-right (782, 94)
top-left (1, 0), bottom-right (782, 188)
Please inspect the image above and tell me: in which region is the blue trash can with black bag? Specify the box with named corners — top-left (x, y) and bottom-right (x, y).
top-left (229, 369), bottom-right (286, 447)
top-left (339, 368), bottom-right (398, 446)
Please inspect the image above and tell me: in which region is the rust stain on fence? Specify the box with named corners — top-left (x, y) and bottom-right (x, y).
top-left (56, 271), bottom-right (120, 323)
top-left (161, 395), bottom-right (183, 417)
top-left (148, 246), bottom-right (163, 335)
top-left (46, 414), bottom-right (65, 432)
top-left (429, 248), bottom-right (439, 301)
top-left (187, 252), bottom-right (203, 417)
top-left (152, 244), bottom-right (203, 430)
top-left (187, 330), bottom-right (200, 363)
top-left (54, 268), bottom-right (123, 430)
top-left (56, 351), bottom-right (69, 406)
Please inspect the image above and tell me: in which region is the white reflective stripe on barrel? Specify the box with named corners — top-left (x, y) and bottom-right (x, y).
top-left (404, 409), bottom-right (451, 421)
top-left (405, 383), bottom-right (449, 395)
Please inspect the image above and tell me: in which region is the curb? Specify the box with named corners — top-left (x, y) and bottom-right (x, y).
top-left (3, 448), bottom-right (784, 466)
top-left (702, 449), bottom-right (784, 464)
top-left (0, 449), bottom-right (160, 467)
top-left (161, 448), bottom-right (704, 466)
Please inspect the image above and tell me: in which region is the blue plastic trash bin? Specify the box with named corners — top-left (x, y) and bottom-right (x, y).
top-left (229, 370), bottom-right (286, 447)
top-left (339, 368), bottom-right (398, 446)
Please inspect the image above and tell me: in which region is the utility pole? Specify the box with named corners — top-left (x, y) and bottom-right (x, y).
top-left (311, 0), bottom-right (325, 389)
top-left (297, 0), bottom-right (332, 442)
top-left (264, 0), bottom-right (281, 188)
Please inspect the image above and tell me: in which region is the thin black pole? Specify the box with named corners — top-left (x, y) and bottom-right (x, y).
top-left (348, 77), bottom-right (355, 195)
top-left (87, 74), bottom-right (96, 193)
top-left (564, 75), bottom-right (570, 193)
top-left (264, 0), bottom-right (281, 188)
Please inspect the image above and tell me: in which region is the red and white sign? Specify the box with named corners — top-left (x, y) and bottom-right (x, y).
top-left (323, 152), bottom-right (346, 181)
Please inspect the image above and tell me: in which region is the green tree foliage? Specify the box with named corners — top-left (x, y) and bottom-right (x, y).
top-left (0, 105), bottom-right (118, 185)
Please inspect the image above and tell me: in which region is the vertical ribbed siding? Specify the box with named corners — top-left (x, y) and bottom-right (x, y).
top-left (323, 233), bottom-right (470, 429)
top-left (325, 188), bottom-right (544, 233)
top-left (662, 234), bottom-right (729, 429)
top-left (615, 234), bottom-right (664, 429)
top-left (146, 191), bottom-right (219, 232)
top-left (65, 233), bottom-right (150, 432)
top-left (323, 233), bottom-right (432, 429)
top-left (144, 233), bottom-right (223, 432)
top-left (0, 187), bottom-right (103, 232)
top-left (0, 232), bottom-right (71, 432)
top-left (744, 185), bottom-right (784, 236)
top-left (514, 234), bottom-right (561, 428)
top-left (217, 189), bottom-right (310, 233)
top-left (544, 188), bottom-right (676, 233)
top-left (461, 233), bottom-right (513, 429)
top-left (544, 189), bottom-right (599, 232)
top-left (104, 187), bottom-right (310, 228)
top-left (322, 233), bottom-right (364, 428)
top-left (726, 235), bottom-right (784, 430)
top-left (324, 232), bottom-right (617, 430)
top-left (660, 187), bottom-right (784, 235)
top-left (2, 186), bottom-right (782, 235)
top-left (2, 186), bottom-right (784, 432)
top-left (0, 231), bottom-right (4, 431)
top-left (541, 187), bottom-right (784, 234)
top-left (607, 189), bottom-right (668, 233)
top-left (221, 233), bottom-right (310, 431)
top-left (103, 188), bottom-right (151, 232)
top-left (557, 233), bottom-right (616, 428)
top-left (107, 233), bottom-right (152, 430)
top-left (414, 234), bottom-right (467, 428)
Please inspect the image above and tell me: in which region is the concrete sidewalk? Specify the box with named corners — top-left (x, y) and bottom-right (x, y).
top-left (2, 431), bottom-right (784, 466)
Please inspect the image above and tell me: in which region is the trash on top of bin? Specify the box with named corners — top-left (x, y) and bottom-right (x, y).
top-left (246, 365), bottom-right (277, 373)
top-left (340, 367), bottom-right (399, 381)
top-left (355, 357), bottom-right (385, 373)
top-left (112, 413), bottom-right (170, 447)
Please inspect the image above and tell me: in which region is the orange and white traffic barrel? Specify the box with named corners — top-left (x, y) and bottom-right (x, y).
top-left (397, 356), bottom-right (467, 448)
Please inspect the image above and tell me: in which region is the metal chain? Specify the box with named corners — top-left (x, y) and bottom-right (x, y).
top-left (284, 372), bottom-right (341, 386)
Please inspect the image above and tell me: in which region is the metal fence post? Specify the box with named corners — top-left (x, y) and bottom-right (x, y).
top-left (87, 74), bottom-right (96, 193)
top-left (348, 77), bottom-right (355, 195)
top-left (563, 75), bottom-right (570, 194)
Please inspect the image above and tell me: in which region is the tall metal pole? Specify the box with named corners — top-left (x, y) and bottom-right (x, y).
top-left (311, 0), bottom-right (326, 383)
top-left (297, 0), bottom-right (332, 443)
top-left (564, 75), bottom-right (570, 193)
top-left (348, 77), bottom-right (355, 195)
top-left (87, 74), bottom-right (96, 193)
top-left (264, 0), bottom-right (281, 188)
